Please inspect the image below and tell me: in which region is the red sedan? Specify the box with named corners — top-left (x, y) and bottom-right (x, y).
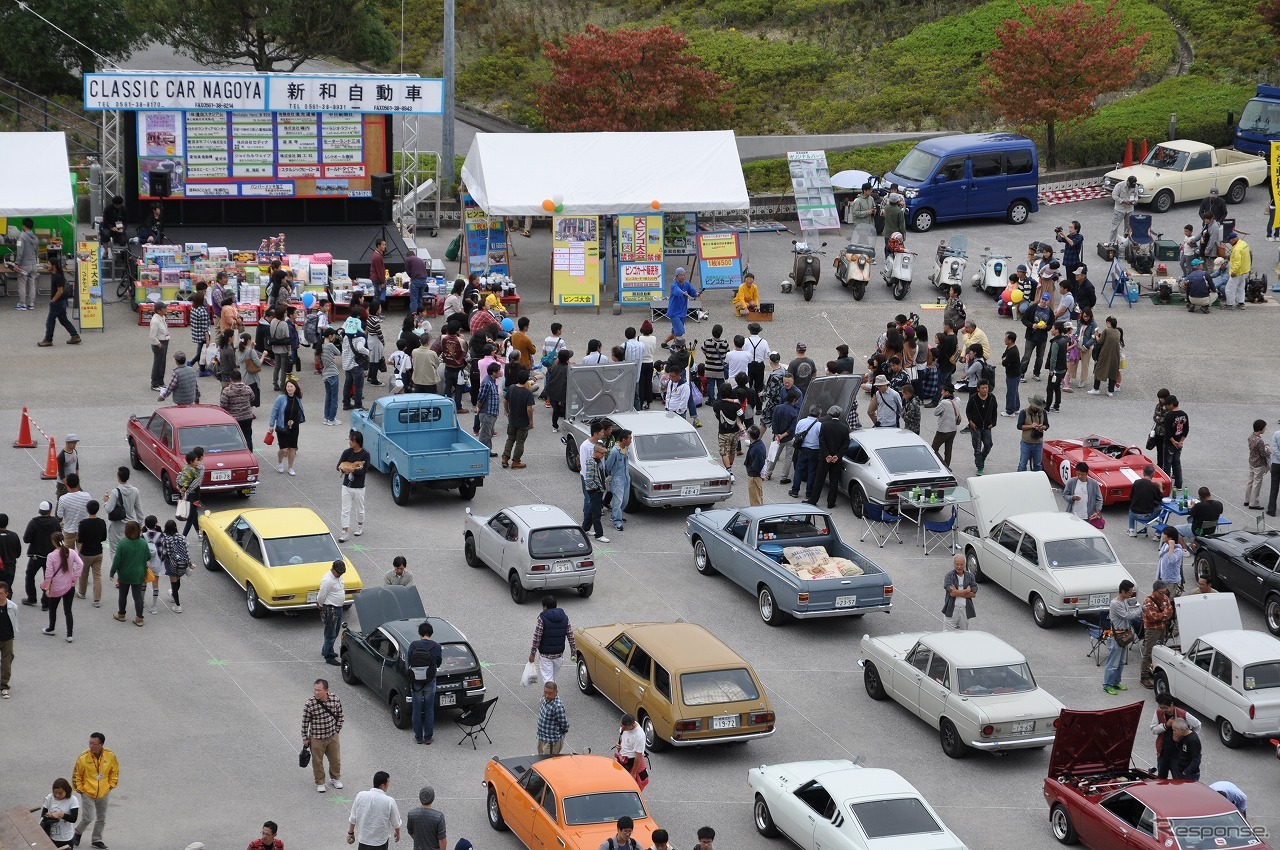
top-left (1044, 703), bottom-right (1267, 850)
top-left (127, 405), bottom-right (259, 503)
top-left (1042, 436), bottom-right (1173, 506)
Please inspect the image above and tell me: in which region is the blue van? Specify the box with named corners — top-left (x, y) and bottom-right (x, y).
top-left (884, 133), bottom-right (1039, 232)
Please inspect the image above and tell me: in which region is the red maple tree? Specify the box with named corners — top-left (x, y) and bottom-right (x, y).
top-left (537, 25), bottom-right (732, 132)
top-left (1260, 0), bottom-right (1280, 39)
top-left (982, 0), bottom-right (1149, 166)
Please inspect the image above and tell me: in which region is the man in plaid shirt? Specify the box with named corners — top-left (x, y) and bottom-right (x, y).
top-left (536, 682), bottom-right (570, 755)
top-left (477, 362), bottom-right (502, 454)
top-left (302, 678), bottom-right (345, 792)
top-left (1140, 581), bottom-right (1173, 688)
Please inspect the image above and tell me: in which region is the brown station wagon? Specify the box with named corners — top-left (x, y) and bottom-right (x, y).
top-left (574, 621), bottom-right (776, 749)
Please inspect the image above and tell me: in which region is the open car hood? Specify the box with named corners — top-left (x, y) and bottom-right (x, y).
top-left (1048, 703), bottom-right (1143, 777)
top-left (353, 585), bottom-right (426, 634)
top-left (567, 362), bottom-right (641, 422)
top-left (967, 471), bottom-right (1061, 531)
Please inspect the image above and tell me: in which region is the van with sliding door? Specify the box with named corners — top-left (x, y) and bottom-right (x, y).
top-left (884, 133), bottom-right (1039, 232)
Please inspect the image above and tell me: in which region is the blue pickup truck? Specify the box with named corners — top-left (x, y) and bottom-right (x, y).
top-left (350, 394), bottom-right (490, 505)
top-left (686, 505), bottom-right (894, 626)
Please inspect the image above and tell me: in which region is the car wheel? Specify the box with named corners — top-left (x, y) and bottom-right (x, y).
top-left (966, 547), bottom-right (985, 583)
top-left (576, 656), bottom-right (597, 696)
top-left (161, 471), bottom-right (177, 505)
top-left (1194, 554), bottom-right (1214, 587)
top-left (390, 692), bottom-right (411, 729)
top-left (863, 661), bottom-right (887, 700)
top-left (564, 438), bottom-right (580, 473)
top-left (1031, 593), bottom-right (1055, 629)
top-left (1050, 803), bottom-right (1079, 845)
top-left (692, 537), bottom-right (718, 576)
top-left (1152, 190), bottom-right (1174, 214)
top-left (758, 586), bottom-right (786, 626)
top-left (1226, 179), bottom-right (1247, 204)
top-left (128, 439), bottom-right (144, 471)
top-left (464, 533), bottom-right (484, 568)
top-left (245, 583), bottom-right (268, 619)
top-left (640, 712), bottom-right (670, 752)
top-left (1007, 200), bottom-right (1031, 225)
top-left (201, 534), bottom-right (219, 571)
top-left (458, 480), bottom-right (477, 500)
top-left (848, 483), bottom-right (867, 518)
top-left (486, 785), bottom-right (508, 832)
top-left (577, 583), bottom-right (594, 599)
top-left (390, 466), bottom-right (410, 506)
top-left (939, 717), bottom-right (969, 759)
top-left (1153, 669), bottom-right (1171, 699)
top-left (753, 794), bottom-right (780, 838)
top-left (1219, 717), bottom-right (1245, 748)
top-left (340, 651), bottom-right (361, 686)
top-left (1265, 594), bottom-right (1280, 636)
top-left (912, 208), bottom-right (934, 233)
top-left (508, 572), bottom-right (528, 604)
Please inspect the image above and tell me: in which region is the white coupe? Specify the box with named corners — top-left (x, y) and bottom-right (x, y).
top-left (859, 630), bottom-right (1063, 758)
top-left (748, 759), bottom-right (967, 850)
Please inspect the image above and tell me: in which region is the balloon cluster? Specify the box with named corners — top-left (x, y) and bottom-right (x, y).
top-left (541, 194), bottom-right (566, 213)
top-left (999, 287), bottom-right (1024, 305)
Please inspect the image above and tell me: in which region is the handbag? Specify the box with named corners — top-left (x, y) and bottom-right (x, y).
top-left (1146, 428), bottom-right (1158, 451)
top-left (264, 430), bottom-right (275, 446)
top-left (1088, 516), bottom-right (1106, 530)
top-left (145, 566), bottom-right (156, 583)
top-left (1113, 628), bottom-right (1136, 648)
top-left (176, 498), bottom-right (191, 520)
top-left (766, 440), bottom-right (780, 464)
top-left (246, 354), bottom-right (262, 374)
top-left (299, 746), bottom-right (312, 768)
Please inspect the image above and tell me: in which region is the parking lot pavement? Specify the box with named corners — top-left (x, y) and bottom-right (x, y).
top-left (0, 185), bottom-right (1276, 849)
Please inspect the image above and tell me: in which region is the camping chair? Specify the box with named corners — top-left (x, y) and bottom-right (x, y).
top-left (922, 506), bottom-right (958, 554)
top-left (456, 696), bottom-right (498, 749)
top-left (1077, 610), bottom-right (1122, 666)
top-left (860, 503), bottom-right (903, 547)
top-left (1124, 214), bottom-right (1157, 273)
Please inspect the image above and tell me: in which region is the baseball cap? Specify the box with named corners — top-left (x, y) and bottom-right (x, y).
top-left (1040, 293), bottom-right (1051, 300)
top-left (1190, 258), bottom-right (1204, 267)
top-left (1228, 231), bottom-right (1239, 241)
top-left (1016, 264), bottom-right (1027, 272)
top-left (795, 342), bottom-right (807, 351)
top-left (38, 500), bottom-right (53, 513)
top-left (1073, 266), bottom-right (1087, 276)
top-left (888, 192), bottom-right (903, 203)
top-left (674, 266), bottom-right (686, 276)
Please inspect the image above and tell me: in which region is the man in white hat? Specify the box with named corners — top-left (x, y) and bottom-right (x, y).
top-left (867, 375), bottom-right (903, 428)
top-left (56, 435), bottom-right (80, 499)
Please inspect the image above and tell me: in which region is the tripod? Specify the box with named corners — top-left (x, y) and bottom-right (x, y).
top-left (359, 222), bottom-right (404, 265)
top-left (1103, 254), bottom-right (1134, 309)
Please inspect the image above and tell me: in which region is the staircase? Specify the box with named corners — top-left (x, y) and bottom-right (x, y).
top-left (0, 77), bottom-right (101, 160)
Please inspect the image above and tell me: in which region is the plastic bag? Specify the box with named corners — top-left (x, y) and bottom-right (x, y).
top-left (521, 661), bottom-right (539, 687)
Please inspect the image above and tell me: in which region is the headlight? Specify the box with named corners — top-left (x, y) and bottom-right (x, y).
top-left (903, 188), bottom-right (919, 199)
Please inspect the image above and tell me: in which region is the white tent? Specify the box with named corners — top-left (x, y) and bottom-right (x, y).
top-left (461, 130), bottom-right (749, 216)
top-left (0, 132), bottom-right (74, 218)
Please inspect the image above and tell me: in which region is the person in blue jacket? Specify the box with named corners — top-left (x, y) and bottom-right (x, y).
top-left (661, 268), bottom-right (700, 349)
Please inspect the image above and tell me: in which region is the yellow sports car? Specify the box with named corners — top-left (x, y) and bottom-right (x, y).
top-left (198, 507), bottom-right (362, 618)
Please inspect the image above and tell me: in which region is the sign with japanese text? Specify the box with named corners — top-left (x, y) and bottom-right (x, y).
top-left (787, 150), bottom-right (841, 233)
top-left (617, 213), bottom-right (664, 304)
top-left (76, 242), bottom-right (103, 330)
top-left (462, 193), bottom-right (509, 277)
top-left (85, 72), bottom-right (443, 114)
top-left (551, 216), bottom-right (601, 309)
top-left (696, 231), bottom-right (744, 291)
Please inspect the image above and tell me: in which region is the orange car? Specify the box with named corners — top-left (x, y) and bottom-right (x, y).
top-left (484, 754), bottom-right (659, 850)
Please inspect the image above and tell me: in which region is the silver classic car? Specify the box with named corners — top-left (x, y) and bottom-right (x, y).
top-left (837, 427), bottom-right (957, 517)
top-left (464, 504), bottom-right (596, 603)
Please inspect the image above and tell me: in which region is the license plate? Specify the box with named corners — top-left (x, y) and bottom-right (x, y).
top-left (553, 561), bottom-right (572, 573)
top-left (680, 485), bottom-right (701, 497)
top-left (211, 470), bottom-right (231, 481)
top-left (1012, 720), bottom-right (1035, 734)
top-left (307, 591), bottom-right (318, 603)
top-left (1089, 593), bottom-right (1110, 607)
top-left (835, 595), bottom-right (858, 608)
top-left (439, 693), bottom-right (456, 707)
top-left (711, 715), bottom-right (739, 730)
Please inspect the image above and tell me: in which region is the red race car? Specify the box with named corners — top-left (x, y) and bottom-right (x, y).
top-left (1042, 435), bottom-right (1173, 506)
top-left (1044, 703), bottom-right (1268, 850)
top-left (126, 405), bottom-right (259, 504)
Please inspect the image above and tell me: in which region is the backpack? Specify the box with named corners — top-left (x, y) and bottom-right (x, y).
top-left (978, 359), bottom-right (996, 387)
top-left (408, 640), bottom-right (439, 689)
top-left (107, 488), bottom-right (126, 522)
top-left (270, 319), bottom-right (292, 353)
top-left (303, 312), bottom-right (321, 345)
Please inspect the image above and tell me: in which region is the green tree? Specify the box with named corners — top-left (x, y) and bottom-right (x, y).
top-left (0, 0), bottom-right (157, 94)
top-left (157, 0), bottom-right (395, 72)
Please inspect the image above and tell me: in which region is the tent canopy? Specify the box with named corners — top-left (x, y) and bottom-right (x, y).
top-left (461, 131), bottom-right (749, 216)
top-left (0, 132), bottom-right (74, 218)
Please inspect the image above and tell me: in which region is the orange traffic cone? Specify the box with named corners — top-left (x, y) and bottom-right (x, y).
top-left (13, 407), bottom-right (36, 448)
top-left (40, 437), bottom-right (57, 480)
top-left (1123, 139), bottom-right (1133, 167)
top-left (1139, 139), bottom-right (1148, 161)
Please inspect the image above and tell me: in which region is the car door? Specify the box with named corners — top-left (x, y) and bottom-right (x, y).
top-left (1227, 545), bottom-right (1279, 605)
top-left (1169, 640), bottom-right (1212, 712)
top-left (600, 632), bottom-right (636, 707)
top-left (138, 413), bottom-right (166, 473)
top-left (1083, 791), bottom-right (1150, 850)
top-left (223, 516), bottom-right (256, 583)
top-left (892, 644), bottom-right (929, 717)
top-left (917, 650), bottom-right (952, 729)
top-left (712, 513), bottom-right (751, 582)
top-left (480, 512), bottom-right (515, 577)
top-left (981, 521), bottom-right (1020, 590)
top-left (622, 641), bottom-right (653, 717)
top-left (528, 781), bottom-right (560, 850)
top-left (1181, 149), bottom-right (1216, 199)
top-left (365, 628), bottom-right (402, 702)
top-left (840, 440), bottom-right (874, 503)
top-left (649, 662), bottom-right (675, 743)
top-left (1204, 648), bottom-right (1243, 731)
top-left (774, 779), bottom-right (831, 848)
top-left (966, 150), bottom-right (1006, 217)
top-left (506, 767), bottom-right (545, 848)
top-left (931, 155), bottom-right (969, 221)
top-left (1009, 529), bottom-right (1044, 603)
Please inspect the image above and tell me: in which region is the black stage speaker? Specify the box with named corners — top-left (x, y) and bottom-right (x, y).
top-left (149, 171), bottom-right (172, 198)
top-left (370, 172), bottom-right (394, 222)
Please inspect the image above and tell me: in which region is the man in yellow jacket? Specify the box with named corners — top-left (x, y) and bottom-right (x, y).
top-left (732, 272), bottom-right (760, 316)
top-left (1225, 231), bottom-right (1251, 310)
top-left (72, 731), bottom-right (119, 848)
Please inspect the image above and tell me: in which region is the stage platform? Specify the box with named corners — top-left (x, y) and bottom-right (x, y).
top-left (164, 224), bottom-right (411, 279)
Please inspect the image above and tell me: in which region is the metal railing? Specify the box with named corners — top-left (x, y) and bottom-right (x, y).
top-left (0, 76), bottom-right (100, 160)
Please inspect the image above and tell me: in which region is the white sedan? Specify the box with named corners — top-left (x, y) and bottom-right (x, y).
top-left (748, 759), bottom-right (967, 850)
top-left (859, 631), bottom-right (1063, 758)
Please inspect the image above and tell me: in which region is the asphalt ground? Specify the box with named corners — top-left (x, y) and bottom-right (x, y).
top-left (1, 185), bottom-right (1277, 850)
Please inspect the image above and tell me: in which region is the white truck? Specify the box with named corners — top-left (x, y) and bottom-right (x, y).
top-left (1102, 139), bottom-right (1269, 214)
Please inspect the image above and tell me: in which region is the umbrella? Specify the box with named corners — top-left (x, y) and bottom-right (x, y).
top-left (830, 169), bottom-right (876, 190)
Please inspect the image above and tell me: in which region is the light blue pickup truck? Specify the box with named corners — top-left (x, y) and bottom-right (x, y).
top-left (350, 394), bottom-right (490, 505)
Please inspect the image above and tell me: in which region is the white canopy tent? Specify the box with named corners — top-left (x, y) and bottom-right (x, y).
top-left (460, 130), bottom-right (749, 216)
top-left (0, 132), bottom-right (74, 218)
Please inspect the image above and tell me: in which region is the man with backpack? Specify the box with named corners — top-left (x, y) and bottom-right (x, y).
top-left (598, 816), bottom-right (641, 850)
top-left (407, 621), bottom-right (443, 746)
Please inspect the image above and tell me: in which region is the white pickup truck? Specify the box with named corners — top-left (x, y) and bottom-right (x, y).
top-left (1102, 139), bottom-right (1268, 213)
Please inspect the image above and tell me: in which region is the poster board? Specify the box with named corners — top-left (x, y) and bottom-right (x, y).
top-left (1272, 142), bottom-right (1280, 229)
top-left (551, 216), bottom-right (601, 309)
top-left (617, 213), bottom-right (664, 305)
top-left (461, 193), bottom-right (509, 276)
top-left (696, 231), bottom-right (744, 291)
top-left (663, 212), bottom-right (698, 255)
top-left (76, 242), bottom-right (103, 331)
top-left (787, 150), bottom-right (841, 233)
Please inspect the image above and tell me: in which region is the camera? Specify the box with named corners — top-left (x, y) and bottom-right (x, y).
top-left (1054, 226), bottom-right (1064, 234)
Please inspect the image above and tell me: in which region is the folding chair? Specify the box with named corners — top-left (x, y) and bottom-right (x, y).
top-left (456, 696), bottom-right (498, 749)
top-left (922, 506), bottom-right (958, 554)
top-left (860, 503), bottom-right (903, 547)
top-left (1077, 615), bottom-right (1108, 666)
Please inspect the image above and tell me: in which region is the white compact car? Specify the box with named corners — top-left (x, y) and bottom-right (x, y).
top-left (859, 630), bottom-right (1063, 758)
top-left (463, 504), bottom-right (596, 604)
top-left (1152, 592), bottom-right (1280, 748)
top-left (747, 759), bottom-right (968, 850)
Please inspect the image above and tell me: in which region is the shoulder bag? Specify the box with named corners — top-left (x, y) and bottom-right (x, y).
top-left (107, 488), bottom-right (126, 522)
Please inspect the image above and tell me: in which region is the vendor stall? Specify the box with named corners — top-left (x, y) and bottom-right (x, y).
top-left (0, 132), bottom-right (76, 300)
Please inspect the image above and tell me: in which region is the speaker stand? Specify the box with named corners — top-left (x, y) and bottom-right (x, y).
top-left (359, 222), bottom-right (405, 265)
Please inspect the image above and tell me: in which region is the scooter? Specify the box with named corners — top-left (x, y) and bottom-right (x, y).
top-left (790, 239), bottom-right (826, 302)
top-left (971, 247), bottom-right (1013, 297)
top-left (834, 224), bottom-right (877, 302)
top-left (928, 234), bottom-right (968, 294)
top-left (882, 246), bottom-right (914, 301)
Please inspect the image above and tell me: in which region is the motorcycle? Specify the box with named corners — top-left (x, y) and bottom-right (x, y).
top-left (928, 234), bottom-right (968, 294)
top-left (971, 247), bottom-right (1013, 297)
top-left (833, 224), bottom-right (877, 301)
top-left (881, 245), bottom-right (915, 301)
top-left (790, 239), bottom-right (826, 302)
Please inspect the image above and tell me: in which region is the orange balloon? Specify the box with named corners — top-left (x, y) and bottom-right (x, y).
top-left (541, 199), bottom-right (556, 212)
top-left (650, 200), bottom-right (660, 209)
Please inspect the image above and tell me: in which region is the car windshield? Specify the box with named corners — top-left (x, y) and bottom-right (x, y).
top-left (1044, 536), bottom-right (1118, 568)
top-left (1170, 812), bottom-right (1260, 850)
top-left (893, 148), bottom-right (941, 183)
top-left (956, 662), bottom-right (1037, 696)
top-left (1243, 661), bottom-right (1280, 691)
top-left (178, 424), bottom-right (247, 454)
top-left (875, 445), bottom-right (943, 475)
top-left (633, 431), bottom-right (708, 461)
top-left (680, 668), bottom-right (759, 706)
top-left (562, 791), bottom-right (647, 826)
top-left (529, 527), bottom-right (591, 559)
top-left (261, 533), bottom-right (342, 567)
top-left (1239, 99), bottom-right (1280, 135)
top-left (1143, 145), bottom-right (1188, 170)
top-left (440, 642), bottom-right (477, 674)
top-left (848, 798), bottom-right (943, 839)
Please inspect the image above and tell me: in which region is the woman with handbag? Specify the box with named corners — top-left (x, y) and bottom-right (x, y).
top-left (176, 451), bottom-right (203, 537)
top-left (41, 532), bottom-right (82, 642)
top-left (237, 332), bottom-right (264, 408)
top-left (268, 378), bottom-right (305, 476)
top-left (157, 519), bottom-right (191, 613)
top-left (39, 778), bottom-right (80, 847)
top-left (268, 306), bottom-right (293, 393)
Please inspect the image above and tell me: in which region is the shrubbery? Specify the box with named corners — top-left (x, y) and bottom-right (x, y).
top-left (1161, 0), bottom-right (1273, 76)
